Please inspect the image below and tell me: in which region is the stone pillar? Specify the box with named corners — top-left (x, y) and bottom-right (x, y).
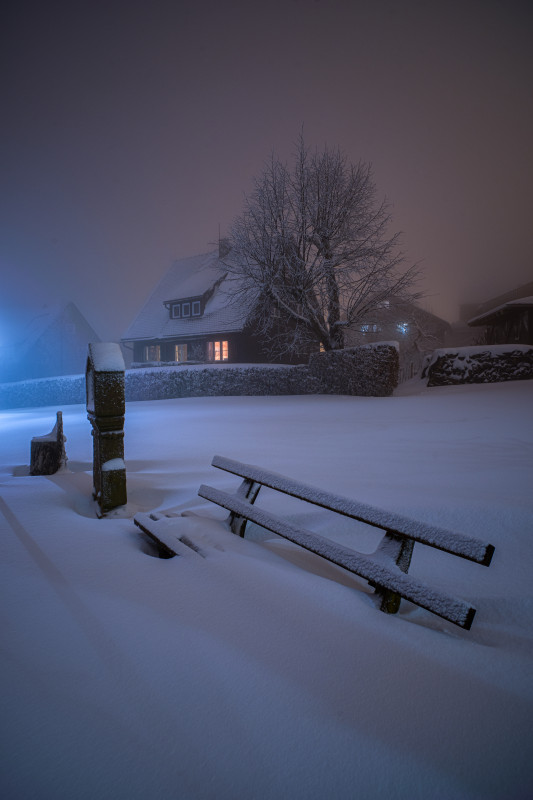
top-left (86, 343), bottom-right (127, 516)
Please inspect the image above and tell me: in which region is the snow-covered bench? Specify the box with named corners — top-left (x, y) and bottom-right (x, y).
top-left (198, 455), bottom-right (495, 630)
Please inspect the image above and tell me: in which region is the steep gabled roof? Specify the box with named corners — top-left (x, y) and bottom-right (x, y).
top-left (122, 250), bottom-right (253, 342)
top-left (12, 302), bottom-right (100, 353)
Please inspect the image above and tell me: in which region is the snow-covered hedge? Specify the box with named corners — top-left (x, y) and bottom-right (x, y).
top-left (424, 344), bottom-right (533, 386)
top-left (309, 342), bottom-right (399, 397)
top-left (125, 363), bottom-right (320, 401)
top-left (0, 374), bottom-right (86, 410)
top-left (0, 342), bottom-right (399, 409)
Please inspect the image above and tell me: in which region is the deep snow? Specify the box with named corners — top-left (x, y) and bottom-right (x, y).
top-left (1, 378), bottom-right (532, 799)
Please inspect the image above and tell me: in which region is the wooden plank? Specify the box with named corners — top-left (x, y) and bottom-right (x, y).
top-left (211, 455), bottom-right (494, 566)
top-left (134, 513), bottom-right (204, 560)
top-left (198, 483), bottom-right (476, 629)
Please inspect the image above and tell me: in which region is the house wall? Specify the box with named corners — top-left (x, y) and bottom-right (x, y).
top-left (131, 330), bottom-right (309, 366)
top-left (484, 309), bottom-right (533, 345)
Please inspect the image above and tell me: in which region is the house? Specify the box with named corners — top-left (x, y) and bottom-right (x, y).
top-left (467, 281), bottom-right (533, 345)
top-left (122, 247), bottom-right (306, 366)
top-left (345, 299), bottom-right (451, 380)
top-left (0, 302), bottom-right (101, 383)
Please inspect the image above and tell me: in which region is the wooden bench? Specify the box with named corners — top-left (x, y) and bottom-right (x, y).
top-left (198, 455), bottom-right (495, 630)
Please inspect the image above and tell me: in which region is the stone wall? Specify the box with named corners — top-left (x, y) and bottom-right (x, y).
top-left (424, 344), bottom-right (533, 386)
top-left (0, 342), bottom-right (399, 409)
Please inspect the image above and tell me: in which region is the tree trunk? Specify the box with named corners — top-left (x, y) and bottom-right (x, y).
top-left (325, 260), bottom-right (344, 350)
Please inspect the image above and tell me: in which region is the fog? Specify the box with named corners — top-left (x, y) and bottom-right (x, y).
top-left (1, 0), bottom-right (532, 345)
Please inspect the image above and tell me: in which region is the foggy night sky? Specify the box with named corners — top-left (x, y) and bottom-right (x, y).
top-left (1, 0), bottom-right (532, 346)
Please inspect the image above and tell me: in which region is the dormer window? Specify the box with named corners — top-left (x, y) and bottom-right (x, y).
top-left (168, 296), bottom-right (204, 319)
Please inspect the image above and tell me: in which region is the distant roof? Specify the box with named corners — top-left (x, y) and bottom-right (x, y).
top-left (14, 302), bottom-right (100, 352)
top-left (122, 250), bottom-right (253, 342)
top-left (468, 296), bottom-right (533, 326)
top-left (467, 280), bottom-right (533, 326)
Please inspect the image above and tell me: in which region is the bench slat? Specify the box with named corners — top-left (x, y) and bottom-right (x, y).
top-left (198, 483), bottom-right (476, 629)
top-left (211, 455), bottom-right (494, 566)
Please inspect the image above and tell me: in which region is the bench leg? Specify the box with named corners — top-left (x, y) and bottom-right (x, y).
top-left (373, 533), bottom-right (415, 614)
top-left (228, 479), bottom-right (261, 537)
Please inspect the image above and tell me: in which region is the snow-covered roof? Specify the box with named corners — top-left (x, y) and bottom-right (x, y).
top-left (122, 251), bottom-right (252, 342)
top-left (468, 296), bottom-right (533, 326)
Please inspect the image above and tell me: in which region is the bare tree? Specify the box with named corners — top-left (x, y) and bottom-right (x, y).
top-left (224, 136), bottom-right (421, 357)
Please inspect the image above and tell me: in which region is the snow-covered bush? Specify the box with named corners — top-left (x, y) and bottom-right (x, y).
top-left (0, 374), bottom-right (85, 409)
top-left (424, 344), bottom-right (533, 386)
top-left (308, 342), bottom-right (399, 397)
top-left (124, 363), bottom-right (319, 401)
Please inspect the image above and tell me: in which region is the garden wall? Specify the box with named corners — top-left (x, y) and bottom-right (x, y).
top-left (0, 342), bottom-right (399, 409)
top-left (424, 344), bottom-right (533, 386)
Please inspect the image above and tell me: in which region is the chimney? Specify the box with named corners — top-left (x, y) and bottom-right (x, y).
top-left (219, 237), bottom-right (231, 259)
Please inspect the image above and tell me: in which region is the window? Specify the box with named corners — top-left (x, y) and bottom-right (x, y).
top-left (168, 297), bottom-right (203, 319)
top-left (144, 345), bottom-right (160, 362)
top-left (175, 344), bottom-right (187, 362)
top-left (207, 340), bottom-right (229, 361)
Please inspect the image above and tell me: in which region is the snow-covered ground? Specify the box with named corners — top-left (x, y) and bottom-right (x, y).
top-left (1, 378), bottom-right (532, 799)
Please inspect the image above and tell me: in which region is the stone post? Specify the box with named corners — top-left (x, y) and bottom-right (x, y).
top-left (86, 343), bottom-right (127, 516)
top-left (30, 411), bottom-right (67, 475)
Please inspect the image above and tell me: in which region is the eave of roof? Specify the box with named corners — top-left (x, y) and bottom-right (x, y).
top-left (468, 296), bottom-right (533, 326)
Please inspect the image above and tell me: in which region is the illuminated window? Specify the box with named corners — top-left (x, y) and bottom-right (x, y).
top-left (397, 322), bottom-right (409, 335)
top-left (192, 301), bottom-right (201, 316)
top-left (144, 345), bottom-right (160, 361)
top-left (175, 344), bottom-right (187, 362)
top-left (207, 340), bottom-right (229, 361)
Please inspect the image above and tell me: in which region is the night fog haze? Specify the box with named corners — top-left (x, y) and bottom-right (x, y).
top-left (1, 0), bottom-right (532, 344)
